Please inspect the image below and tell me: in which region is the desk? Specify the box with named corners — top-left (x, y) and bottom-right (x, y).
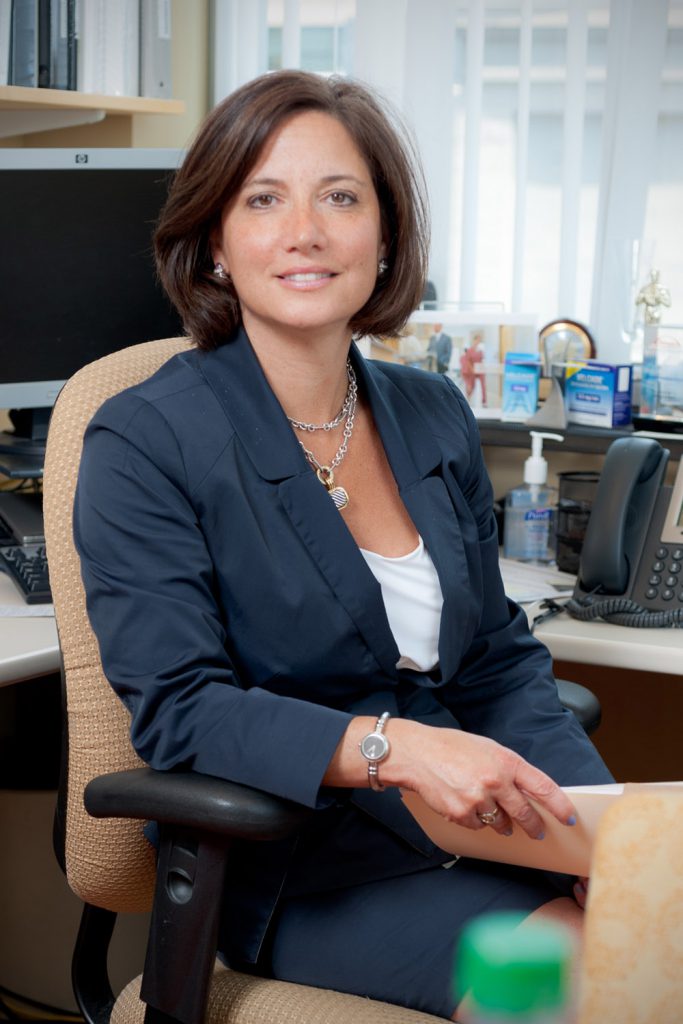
top-left (0, 573), bottom-right (59, 685)
top-left (528, 601), bottom-right (683, 676)
top-left (525, 599), bottom-right (683, 782)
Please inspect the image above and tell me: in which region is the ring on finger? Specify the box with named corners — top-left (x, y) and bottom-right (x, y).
top-left (477, 806), bottom-right (501, 826)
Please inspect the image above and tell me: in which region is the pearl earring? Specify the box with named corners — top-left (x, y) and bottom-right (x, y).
top-left (213, 263), bottom-right (228, 279)
top-left (378, 258), bottom-right (389, 275)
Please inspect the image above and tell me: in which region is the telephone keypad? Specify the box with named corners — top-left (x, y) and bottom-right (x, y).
top-left (642, 544), bottom-right (683, 605)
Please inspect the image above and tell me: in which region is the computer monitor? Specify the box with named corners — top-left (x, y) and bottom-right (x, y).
top-left (0, 147), bottom-right (186, 458)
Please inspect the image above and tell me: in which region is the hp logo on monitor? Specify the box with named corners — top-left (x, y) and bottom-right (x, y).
top-left (75, 154), bottom-right (89, 164)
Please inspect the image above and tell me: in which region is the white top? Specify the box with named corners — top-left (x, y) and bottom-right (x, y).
top-left (360, 536), bottom-right (443, 672)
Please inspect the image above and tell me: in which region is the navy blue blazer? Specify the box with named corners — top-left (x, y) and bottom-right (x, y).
top-left (74, 327), bottom-right (612, 966)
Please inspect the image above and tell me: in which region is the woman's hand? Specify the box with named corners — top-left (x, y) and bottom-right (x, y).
top-left (384, 720), bottom-right (577, 841)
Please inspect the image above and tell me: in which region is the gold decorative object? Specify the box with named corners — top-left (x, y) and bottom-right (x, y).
top-left (636, 268), bottom-right (671, 325)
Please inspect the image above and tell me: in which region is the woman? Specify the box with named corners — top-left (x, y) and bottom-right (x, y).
top-left (74, 70), bottom-right (612, 1019)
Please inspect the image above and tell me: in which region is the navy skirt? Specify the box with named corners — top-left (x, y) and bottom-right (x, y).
top-left (266, 857), bottom-right (574, 1019)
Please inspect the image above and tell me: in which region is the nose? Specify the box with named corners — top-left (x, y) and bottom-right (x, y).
top-left (284, 201), bottom-right (327, 252)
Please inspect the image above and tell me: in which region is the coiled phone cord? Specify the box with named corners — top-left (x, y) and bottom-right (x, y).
top-left (564, 594), bottom-right (683, 628)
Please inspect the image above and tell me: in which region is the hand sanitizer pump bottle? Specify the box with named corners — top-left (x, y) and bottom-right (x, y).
top-left (503, 431), bottom-right (563, 563)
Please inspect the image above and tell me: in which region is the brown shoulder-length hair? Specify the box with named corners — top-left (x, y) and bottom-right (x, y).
top-left (154, 69), bottom-right (430, 350)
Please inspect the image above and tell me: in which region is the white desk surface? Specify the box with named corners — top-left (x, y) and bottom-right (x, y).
top-left (527, 601), bottom-right (683, 676)
top-left (0, 571), bottom-right (681, 687)
top-left (0, 573), bottom-right (59, 686)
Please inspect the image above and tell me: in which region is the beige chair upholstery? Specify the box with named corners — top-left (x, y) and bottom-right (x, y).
top-left (42, 337), bottom-right (447, 1024)
top-left (579, 789), bottom-right (683, 1024)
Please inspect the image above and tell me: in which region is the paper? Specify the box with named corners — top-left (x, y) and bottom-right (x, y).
top-left (498, 557), bottom-right (576, 603)
top-left (401, 782), bottom-right (683, 877)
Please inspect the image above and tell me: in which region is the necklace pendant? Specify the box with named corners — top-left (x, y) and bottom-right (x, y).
top-left (316, 466), bottom-right (349, 511)
top-left (328, 485), bottom-right (349, 510)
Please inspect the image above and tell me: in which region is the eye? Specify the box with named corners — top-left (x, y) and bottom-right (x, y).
top-left (327, 191), bottom-right (356, 206)
top-left (248, 193), bottom-right (277, 209)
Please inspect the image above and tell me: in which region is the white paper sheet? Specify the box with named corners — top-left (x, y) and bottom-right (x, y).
top-left (498, 557), bottom-right (576, 603)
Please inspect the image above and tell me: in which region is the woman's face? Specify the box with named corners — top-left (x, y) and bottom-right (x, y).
top-left (212, 110), bottom-right (386, 343)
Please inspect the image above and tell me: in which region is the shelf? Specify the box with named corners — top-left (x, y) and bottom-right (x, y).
top-left (0, 85), bottom-right (185, 138)
top-left (478, 419), bottom-right (683, 461)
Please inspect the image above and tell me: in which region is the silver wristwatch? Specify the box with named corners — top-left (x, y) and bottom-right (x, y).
top-left (359, 711), bottom-right (391, 792)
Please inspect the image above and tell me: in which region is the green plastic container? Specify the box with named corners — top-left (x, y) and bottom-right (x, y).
top-left (454, 911), bottom-right (573, 1022)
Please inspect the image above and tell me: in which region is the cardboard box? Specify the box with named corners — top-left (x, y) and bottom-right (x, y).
top-left (502, 353), bottom-right (541, 422)
top-left (564, 361), bottom-right (633, 427)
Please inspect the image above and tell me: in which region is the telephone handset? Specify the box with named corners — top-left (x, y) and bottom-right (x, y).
top-left (566, 436), bottom-right (683, 627)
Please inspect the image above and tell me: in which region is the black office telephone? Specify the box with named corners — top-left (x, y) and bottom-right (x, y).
top-left (565, 436), bottom-right (683, 627)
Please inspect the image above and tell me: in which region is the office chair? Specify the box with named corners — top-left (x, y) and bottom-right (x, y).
top-left (42, 337), bottom-right (601, 1024)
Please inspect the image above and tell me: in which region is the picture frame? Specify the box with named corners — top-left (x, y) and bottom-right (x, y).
top-left (365, 308), bottom-right (538, 417)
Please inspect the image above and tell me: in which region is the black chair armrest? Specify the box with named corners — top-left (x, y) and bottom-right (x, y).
top-left (84, 766), bottom-right (311, 841)
top-left (556, 678), bottom-right (602, 735)
top-left (82, 769), bottom-right (311, 1024)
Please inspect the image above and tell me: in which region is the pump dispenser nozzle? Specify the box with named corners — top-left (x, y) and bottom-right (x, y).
top-left (524, 431), bottom-right (564, 486)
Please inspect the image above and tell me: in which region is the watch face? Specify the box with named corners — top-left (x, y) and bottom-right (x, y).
top-left (360, 732), bottom-right (389, 762)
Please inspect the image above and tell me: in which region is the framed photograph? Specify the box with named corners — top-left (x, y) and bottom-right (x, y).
top-left (364, 308), bottom-right (538, 417)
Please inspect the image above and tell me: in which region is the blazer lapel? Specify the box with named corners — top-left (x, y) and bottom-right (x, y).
top-left (196, 330), bottom-right (401, 677)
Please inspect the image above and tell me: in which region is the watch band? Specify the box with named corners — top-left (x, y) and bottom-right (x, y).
top-left (359, 711), bottom-right (391, 792)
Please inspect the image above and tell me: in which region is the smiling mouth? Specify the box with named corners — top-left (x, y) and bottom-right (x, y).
top-left (279, 272), bottom-right (336, 282)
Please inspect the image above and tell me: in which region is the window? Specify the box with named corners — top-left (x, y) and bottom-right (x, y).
top-left (267, 0), bottom-right (355, 74)
top-left (213, 0), bottom-right (683, 363)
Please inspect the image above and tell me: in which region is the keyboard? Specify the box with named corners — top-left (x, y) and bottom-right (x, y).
top-left (0, 543), bottom-right (52, 604)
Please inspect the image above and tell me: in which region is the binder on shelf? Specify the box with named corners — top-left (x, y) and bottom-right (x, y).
top-left (140, 0), bottom-right (172, 99)
top-left (10, 0), bottom-right (38, 87)
top-left (0, 0), bottom-right (11, 87)
top-left (78, 0), bottom-right (139, 96)
top-left (52, 0), bottom-right (77, 90)
top-left (37, 0), bottom-right (50, 86)
top-left (9, 0), bottom-right (57, 88)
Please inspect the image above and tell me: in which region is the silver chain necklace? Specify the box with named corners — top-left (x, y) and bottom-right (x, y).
top-left (292, 363), bottom-right (357, 511)
top-left (287, 361), bottom-right (355, 432)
